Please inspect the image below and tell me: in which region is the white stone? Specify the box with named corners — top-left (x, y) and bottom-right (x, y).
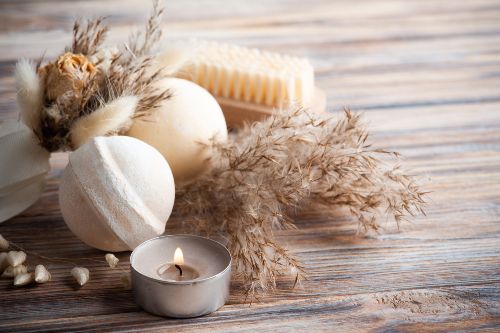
top-left (105, 253), bottom-right (119, 268)
top-left (2, 264), bottom-right (27, 278)
top-left (7, 251), bottom-right (26, 267)
top-left (71, 267), bottom-right (89, 286)
top-left (59, 136), bottom-right (175, 251)
top-left (127, 78), bottom-right (227, 183)
top-left (13, 272), bottom-right (34, 286)
top-left (34, 264), bottom-right (51, 283)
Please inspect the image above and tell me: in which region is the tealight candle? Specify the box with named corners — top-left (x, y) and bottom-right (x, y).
top-left (130, 235), bottom-right (231, 318)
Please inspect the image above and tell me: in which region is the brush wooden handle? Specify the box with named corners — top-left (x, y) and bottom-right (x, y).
top-left (217, 87), bottom-right (326, 128)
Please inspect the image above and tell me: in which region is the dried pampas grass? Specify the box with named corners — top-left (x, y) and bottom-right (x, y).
top-left (71, 16), bottom-right (109, 57)
top-left (103, 56), bottom-right (173, 119)
top-left (175, 107), bottom-right (426, 295)
top-left (127, 0), bottom-right (164, 59)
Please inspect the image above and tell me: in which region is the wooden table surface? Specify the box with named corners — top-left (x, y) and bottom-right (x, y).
top-left (1, 0), bottom-right (500, 331)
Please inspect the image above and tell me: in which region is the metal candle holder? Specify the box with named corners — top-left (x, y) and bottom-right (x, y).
top-left (130, 235), bottom-right (232, 318)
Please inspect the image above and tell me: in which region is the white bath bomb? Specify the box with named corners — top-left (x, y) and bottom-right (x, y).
top-left (126, 78), bottom-right (227, 183)
top-left (0, 120), bottom-right (50, 223)
top-left (59, 136), bottom-right (175, 252)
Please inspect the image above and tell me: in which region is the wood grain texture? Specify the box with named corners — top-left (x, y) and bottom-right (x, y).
top-left (1, 0), bottom-right (500, 331)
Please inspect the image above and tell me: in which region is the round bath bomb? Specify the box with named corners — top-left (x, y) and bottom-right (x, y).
top-left (59, 136), bottom-right (175, 252)
top-left (126, 78), bottom-right (227, 183)
top-left (0, 120), bottom-right (50, 223)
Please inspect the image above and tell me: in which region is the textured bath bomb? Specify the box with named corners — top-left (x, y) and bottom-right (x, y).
top-left (126, 78), bottom-right (227, 183)
top-left (0, 120), bottom-right (50, 223)
top-left (59, 136), bottom-right (175, 252)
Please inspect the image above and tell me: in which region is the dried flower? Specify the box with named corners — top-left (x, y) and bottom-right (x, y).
top-left (0, 234), bottom-right (8, 250)
top-left (34, 265), bottom-right (51, 283)
top-left (0, 253), bottom-right (9, 273)
top-left (7, 251), bottom-right (26, 267)
top-left (175, 107), bottom-right (426, 296)
top-left (71, 267), bottom-right (89, 286)
top-left (121, 271), bottom-right (132, 290)
top-left (2, 264), bottom-right (28, 278)
top-left (14, 273), bottom-right (34, 286)
top-left (39, 52), bottom-right (97, 103)
top-left (105, 253), bottom-right (119, 268)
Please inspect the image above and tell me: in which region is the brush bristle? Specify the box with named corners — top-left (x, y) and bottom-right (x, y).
top-left (177, 41), bottom-right (315, 108)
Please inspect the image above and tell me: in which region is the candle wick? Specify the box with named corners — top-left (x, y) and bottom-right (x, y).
top-left (175, 264), bottom-right (183, 276)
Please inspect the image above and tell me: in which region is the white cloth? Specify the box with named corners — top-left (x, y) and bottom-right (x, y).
top-left (0, 120), bottom-right (50, 222)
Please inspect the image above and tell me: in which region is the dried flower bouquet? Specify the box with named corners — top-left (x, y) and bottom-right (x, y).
top-left (16, 1), bottom-right (172, 152)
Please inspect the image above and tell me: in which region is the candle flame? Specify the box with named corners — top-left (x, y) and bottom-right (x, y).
top-left (173, 247), bottom-right (184, 266)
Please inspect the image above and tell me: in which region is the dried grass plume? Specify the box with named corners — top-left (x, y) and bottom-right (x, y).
top-left (175, 107), bottom-right (426, 295)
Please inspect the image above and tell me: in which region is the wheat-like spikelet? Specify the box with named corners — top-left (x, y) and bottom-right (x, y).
top-left (127, 0), bottom-right (164, 59)
top-left (71, 17), bottom-right (109, 57)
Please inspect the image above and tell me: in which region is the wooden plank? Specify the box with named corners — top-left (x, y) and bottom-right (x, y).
top-left (1, 0), bottom-right (499, 331)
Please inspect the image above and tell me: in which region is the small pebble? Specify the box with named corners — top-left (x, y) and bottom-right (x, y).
top-left (71, 267), bottom-right (89, 286)
top-left (13, 273), bottom-right (34, 286)
top-left (105, 253), bottom-right (119, 268)
top-left (1, 264), bottom-right (27, 278)
top-left (34, 264), bottom-right (51, 283)
top-left (7, 251), bottom-right (26, 267)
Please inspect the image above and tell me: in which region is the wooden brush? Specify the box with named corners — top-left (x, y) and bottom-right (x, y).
top-left (175, 41), bottom-right (326, 127)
